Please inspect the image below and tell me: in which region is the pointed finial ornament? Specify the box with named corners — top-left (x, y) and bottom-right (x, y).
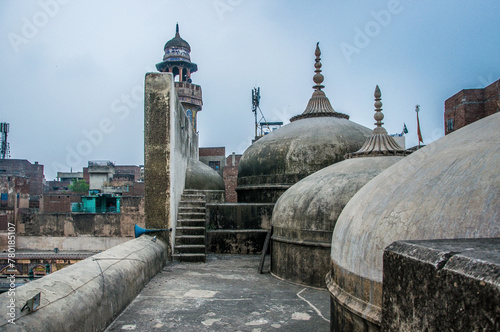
top-left (374, 85), bottom-right (384, 128)
top-left (313, 42), bottom-right (325, 90)
top-left (175, 23), bottom-right (180, 37)
top-left (349, 85), bottom-right (407, 158)
top-left (290, 42), bottom-right (349, 122)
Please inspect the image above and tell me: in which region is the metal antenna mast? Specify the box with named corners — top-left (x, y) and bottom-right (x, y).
top-left (252, 87), bottom-right (275, 138)
top-left (0, 123), bottom-right (10, 159)
top-left (252, 87), bottom-right (261, 138)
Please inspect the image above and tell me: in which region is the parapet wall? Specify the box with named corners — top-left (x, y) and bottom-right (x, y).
top-left (0, 236), bottom-right (166, 332)
top-left (144, 73), bottom-right (198, 257)
top-left (206, 203), bottom-right (273, 254)
top-left (382, 238), bottom-right (500, 331)
top-left (0, 196), bottom-right (145, 251)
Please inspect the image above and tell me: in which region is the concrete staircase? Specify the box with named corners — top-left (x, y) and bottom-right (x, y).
top-left (173, 190), bottom-right (206, 263)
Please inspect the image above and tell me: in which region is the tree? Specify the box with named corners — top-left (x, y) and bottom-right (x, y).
top-left (69, 179), bottom-right (89, 194)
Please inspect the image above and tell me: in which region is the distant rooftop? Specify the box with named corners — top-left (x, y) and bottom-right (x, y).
top-left (88, 160), bottom-right (114, 167)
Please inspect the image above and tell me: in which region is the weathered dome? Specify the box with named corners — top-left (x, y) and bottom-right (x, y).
top-left (163, 24), bottom-right (191, 62)
top-left (237, 44), bottom-right (370, 203)
top-left (271, 156), bottom-right (403, 287)
top-left (237, 117), bottom-right (370, 203)
top-left (271, 86), bottom-right (406, 288)
top-left (327, 112), bottom-right (500, 330)
top-left (185, 159), bottom-right (224, 191)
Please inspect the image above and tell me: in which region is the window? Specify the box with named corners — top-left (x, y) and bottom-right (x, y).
top-left (208, 161), bottom-right (220, 170)
top-left (446, 118), bottom-right (454, 132)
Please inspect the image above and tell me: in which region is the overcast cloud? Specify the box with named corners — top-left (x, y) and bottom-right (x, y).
top-left (0, 0), bottom-right (499, 180)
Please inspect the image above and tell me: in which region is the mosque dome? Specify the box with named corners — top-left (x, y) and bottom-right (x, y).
top-left (271, 86), bottom-right (406, 288)
top-left (237, 44), bottom-right (371, 203)
top-left (327, 112), bottom-right (500, 331)
top-left (163, 24), bottom-right (191, 61)
top-left (185, 159), bottom-right (224, 191)
top-left (165, 32), bottom-right (191, 52)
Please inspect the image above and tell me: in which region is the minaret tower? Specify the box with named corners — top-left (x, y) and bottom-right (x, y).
top-left (156, 24), bottom-right (203, 130)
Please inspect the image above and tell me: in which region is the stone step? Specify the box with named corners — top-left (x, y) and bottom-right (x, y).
top-left (179, 201), bottom-right (206, 208)
top-left (178, 212), bottom-right (206, 219)
top-left (177, 221), bottom-right (205, 228)
top-left (172, 253), bottom-right (206, 263)
top-left (178, 206), bottom-right (205, 213)
top-left (180, 195), bottom-right (205, 199)
top-left (175, 235), bottom-right (205, 245)
top-left (176, 226), bottom-right (205, 235)
top-left (174, 244), bottom-right (206, 254)
top-left (177, 218), bottom-right (205, 224)
top-left (174, 189), bottom-right (207, 263)
top-left (183, 190), bottom-right (206, 194)
top-left (180, 195), bottom-right (206, 202)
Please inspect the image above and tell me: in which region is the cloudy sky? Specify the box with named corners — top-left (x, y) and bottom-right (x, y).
top-left (0, 0), bottom-right (499, 180)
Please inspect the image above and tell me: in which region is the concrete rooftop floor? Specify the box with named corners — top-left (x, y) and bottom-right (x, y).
top-left (106, 254), bottom-right (330, 331)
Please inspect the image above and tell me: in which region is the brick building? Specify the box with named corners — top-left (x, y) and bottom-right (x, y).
top-left (223, 153), bottom-right (242, 203)
top-left (0, 159), bottom-right (44, 211)
top-left (42, 194), bottom-right (82, 213)
top-left (444, 79), bottom-right (500, 134)
top-left (82, 162), bottom-right (144, 196)
top-left (199, 147), bottom-right (226, 177)
top-left (199, 148), bottom-right (242, 202)
top-left (0, 159), bottom-right (44, 197)
top-left (0, 175), bottom-right (30, 228)
top-left (114, 165), bottom-right (142, 183)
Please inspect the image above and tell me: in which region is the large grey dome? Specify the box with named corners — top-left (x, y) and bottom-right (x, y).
top-left (237, 44), bottom-right (371, 203)
top-left (271, 156), bottom-right (403, 287)
top-left (185, 159), bottom-right (224, 191)
top-left (237, 117), bottom-right (370, 203)
top-left (327, 112), bottom-right (500, 330)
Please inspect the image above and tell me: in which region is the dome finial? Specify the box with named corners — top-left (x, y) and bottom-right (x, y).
top-left (374, 85), bottom-right (384, 128)
top-left (349, 85), bottom-right (406, 157)
top-left (313, 42), bottom-right (324, 90)
top-left (290, 42), bottom-right (350, 122)
top-left (175, 23), bottom-right (180, 38)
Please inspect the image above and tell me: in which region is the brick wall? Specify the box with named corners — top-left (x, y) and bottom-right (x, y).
top-left (199, 147), bottom-right (225, 157)
top-left (484, 80), bottom-right (500, 116)
top-left (223, 154), bottom-right (242, 203)
top-left (444, 79), bottom-right (499, 135)
top-left (123, 182), bottom-right (145, 196)
top-left (83, 167), bottom-right (90, 183)
top-left (42, 194), bottom-right (82, 213)
top-left (114, 165), bottom-right (141, 182)
top-left (0, 159), bottom-right (44, 196)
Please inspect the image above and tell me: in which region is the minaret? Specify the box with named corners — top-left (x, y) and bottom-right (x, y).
top-left (156, 24), bottom-right (203, 130)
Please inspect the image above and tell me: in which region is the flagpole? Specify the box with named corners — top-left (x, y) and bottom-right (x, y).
top-left (415, 104), bottom-right (423, 149)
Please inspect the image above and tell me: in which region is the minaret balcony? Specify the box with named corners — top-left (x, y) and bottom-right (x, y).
top-left (175, 82), bottom-right (203, 107)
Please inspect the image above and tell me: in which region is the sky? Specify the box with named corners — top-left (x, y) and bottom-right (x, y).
top-left (0, 0), bottom-right (499, 180)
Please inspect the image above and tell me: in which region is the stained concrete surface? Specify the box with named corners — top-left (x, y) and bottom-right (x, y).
top-left (106, 255), bottom-right (330, 331)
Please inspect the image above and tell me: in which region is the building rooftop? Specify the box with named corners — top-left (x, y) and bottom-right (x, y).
top-left (106, 255), bottom-right (330, 331)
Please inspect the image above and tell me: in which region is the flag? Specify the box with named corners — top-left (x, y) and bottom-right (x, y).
top-left (402, 123), bottom-right (408, 135)
top-left (416, 106), bottom-right (423, 144)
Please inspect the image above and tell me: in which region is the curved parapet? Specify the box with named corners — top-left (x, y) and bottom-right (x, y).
top-left (0, 236), bottom-right (166, 331)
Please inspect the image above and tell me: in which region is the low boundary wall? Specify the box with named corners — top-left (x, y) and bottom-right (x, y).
top-left (0, 236), bottom-right (166, 332)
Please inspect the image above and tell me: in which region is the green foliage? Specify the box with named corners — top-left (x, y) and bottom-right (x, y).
top-left (69, 179), bottom-right (89, 194)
